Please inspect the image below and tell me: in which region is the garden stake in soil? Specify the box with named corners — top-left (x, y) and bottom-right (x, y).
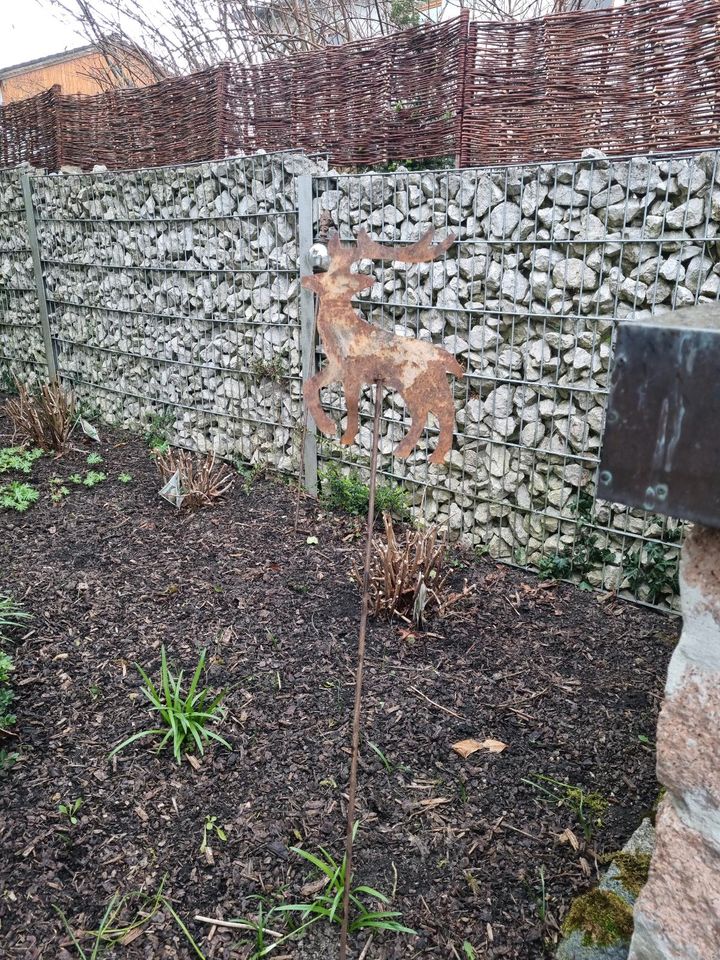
top-left (340, 379), bottom-right (383, 960)
top-left (298, 226), bottom-right (460, 959)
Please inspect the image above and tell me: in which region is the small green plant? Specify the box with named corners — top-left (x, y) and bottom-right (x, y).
top-left (109, 646), bottom-right (230, 765)
top-left (218, 830), bottom-right (413, 957)
top-left (54, 877), bottom-right (207, 960)
top-left (68, 471), bottom-right (107, 488)
top-left (49, 478), bottom-right (71, 503)
top-left (83, 471), bottom-right (106, 488)
top-left (0, 446), bottom-right (43, 474)
top-left (538, 491), bottom-right (615, 586)
top-left (86, 452), bottom-right (104, 466)
top-left (234, 461), bottom-right (264, 495)
top-left (0, 481), bottom-right (39, 512)
top-left (623, 542), bottom-right (680, 604)
top-left (0, 595), bottom-right (30, 643)
top-left (145, 411), bottom-right (173, 453)
top-left (463, 943), bottom-right (477, 960)
top-left (535, 866), bottom-right (548, 922)
top-left (0, 650), bottom-right (15, 729)
top-left (523, 774), bottom-right (609, 842)
top-left (118, 472), bottom-right (133, 483)
top-left (0, 748), bottom-right (18, 773)
top-left (367, 740), bottom-right (392, 774)
top-left (250, 356), bottom-right (287, 383)
top-left (319, 463), bottom-right (408, 517)
top-left (200, 815), bottom-right (228, 853)
top-left (58, 797), bottom-right (84, 825)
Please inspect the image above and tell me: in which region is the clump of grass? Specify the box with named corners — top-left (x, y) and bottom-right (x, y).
top-left (319, 463), bottom-right (407, 517)
top-left (0, 447), bottom-right (43, 475)
top-left (523, 774), bottom-right (609, 841)
top-left (155, 448), bottom-right (234, 509)
top-left (0, 650), bottom-right (15, 730)
top-left (109, 646), bottom-right (230, 765)
top-left (0, 481), bottom-right (39, 512)
top-left (198, 829), bottom-right (413, 957)
top-left (54, 877), bottom-right (206, 959)
top-left (4, 379), bottom-right (75, 453)
top-left (358, 512), bottom-right (469, 627)
top-left (0, 595), bottom-right (30, 644)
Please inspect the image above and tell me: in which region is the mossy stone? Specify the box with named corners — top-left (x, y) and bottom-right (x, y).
top-left (562, 889), bottom-right (634, 949)
top-left (607, 852), bottom-right (651, 898)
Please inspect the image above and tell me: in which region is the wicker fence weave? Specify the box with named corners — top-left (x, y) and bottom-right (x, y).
top-left (1, 0), bottom-right (720, 171)
top-left (460, 0), bottom-right (720, 166)
top-left (0, 86), bottom-right (61, 171)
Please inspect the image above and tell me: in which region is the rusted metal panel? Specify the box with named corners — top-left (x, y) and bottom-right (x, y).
top-left (301, 228), bottom-right (461, 465)
top-left (598, 304), bottom-right (720, 527)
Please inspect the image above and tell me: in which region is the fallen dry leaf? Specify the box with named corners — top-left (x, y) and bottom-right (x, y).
top-left (451, 738), bottom-right (508, 759)
top-left (557, 827), bottom-right (580, 851)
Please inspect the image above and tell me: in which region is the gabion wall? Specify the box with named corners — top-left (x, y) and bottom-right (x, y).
top-left (312, 149), bottom-right (720, 607)
top-left (23, 153), bottom-right (325, 471)
top-left (3, 147), bottom-right (718, 607)
top-left (0, 171), bottom-right (46, 385)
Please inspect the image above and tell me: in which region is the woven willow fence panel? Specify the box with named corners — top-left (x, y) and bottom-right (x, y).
top-left (2, 0), bottom-right (720, 172)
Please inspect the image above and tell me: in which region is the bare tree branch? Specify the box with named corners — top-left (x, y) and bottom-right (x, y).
top-left (41, 0), bottom-right (614, 82)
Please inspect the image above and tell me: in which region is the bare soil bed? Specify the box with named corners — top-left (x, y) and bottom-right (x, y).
top-left (0, 412), bottom-right (678, 959)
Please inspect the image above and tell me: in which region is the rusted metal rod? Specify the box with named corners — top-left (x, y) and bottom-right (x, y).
top-left (339, 380), bottom-right (384, 960)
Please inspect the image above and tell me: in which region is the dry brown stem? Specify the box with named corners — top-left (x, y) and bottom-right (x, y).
top-left (356, 512), bottom-right (470, 627)
top-left (4, 380), bottom-right (75, 453)
top-left (154, 448), bottom-right (234, 508)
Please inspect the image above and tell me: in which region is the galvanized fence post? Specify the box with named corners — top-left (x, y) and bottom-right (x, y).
top-left (21, 173), bottom-right (57, 383)
top-left (297, 173), bottom-right (318, 496)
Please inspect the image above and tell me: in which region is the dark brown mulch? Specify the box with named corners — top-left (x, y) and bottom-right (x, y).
top-left (0, 411), bottom-right (677, 960)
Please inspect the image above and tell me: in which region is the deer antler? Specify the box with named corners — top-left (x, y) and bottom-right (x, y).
top-left (355, 228), bottom-right (455, 264)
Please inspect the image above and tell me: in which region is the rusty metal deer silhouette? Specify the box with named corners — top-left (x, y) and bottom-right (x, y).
top-left (302, 228), bottom-right (462, 464)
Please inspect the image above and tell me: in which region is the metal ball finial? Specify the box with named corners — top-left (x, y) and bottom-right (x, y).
top-left (306, 242), bottom-right (330, 272)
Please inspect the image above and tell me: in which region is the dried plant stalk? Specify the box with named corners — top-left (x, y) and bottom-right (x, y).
top-left (155, 448), bottom-right (234, 508)
top-left (356, 513), bottom-right (469, 627)
top-left (4, 379), bottom-right (75, 453)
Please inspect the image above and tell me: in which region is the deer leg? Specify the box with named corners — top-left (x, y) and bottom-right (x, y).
top-left (340, 372), bottom-right (362, 446)
top-left (428, 391), bottom-right (456, 465)
top-left (303, 366), bottom-right (338, 436)
top-left (394, 401), bottom-right (429, 460)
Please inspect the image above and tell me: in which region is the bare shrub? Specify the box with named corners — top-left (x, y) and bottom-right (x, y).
top-left (155, 448), bottom-right (234, 508)
top-left (4, 380), bottom-right (75, 453)
top-left (357, 513), bottom-right (470, 627)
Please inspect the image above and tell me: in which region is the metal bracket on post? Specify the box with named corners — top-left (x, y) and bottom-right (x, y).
top-left (297, 173), bottom-right (318, 497)
top-left (21, 173), bottom-right (57, 383)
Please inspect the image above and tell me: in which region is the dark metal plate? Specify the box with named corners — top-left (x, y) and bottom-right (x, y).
top-left (598, 304), bottom-right (720, 527)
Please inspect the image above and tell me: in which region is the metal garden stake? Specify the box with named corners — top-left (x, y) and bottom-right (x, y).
top-left (300, 227), bottom-right (459, 959)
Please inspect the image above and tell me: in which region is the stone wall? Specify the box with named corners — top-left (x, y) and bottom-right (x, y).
top-left (0, 170), bottom-right (45, 385)
top-left (4, 148), bottom-right (718, 607)
top-left (312, 149), bottom-right (720, 605)
top-left (629, 526), bottom-right (720, 958)
top-left (20, 153), bottom-right (324, 472)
